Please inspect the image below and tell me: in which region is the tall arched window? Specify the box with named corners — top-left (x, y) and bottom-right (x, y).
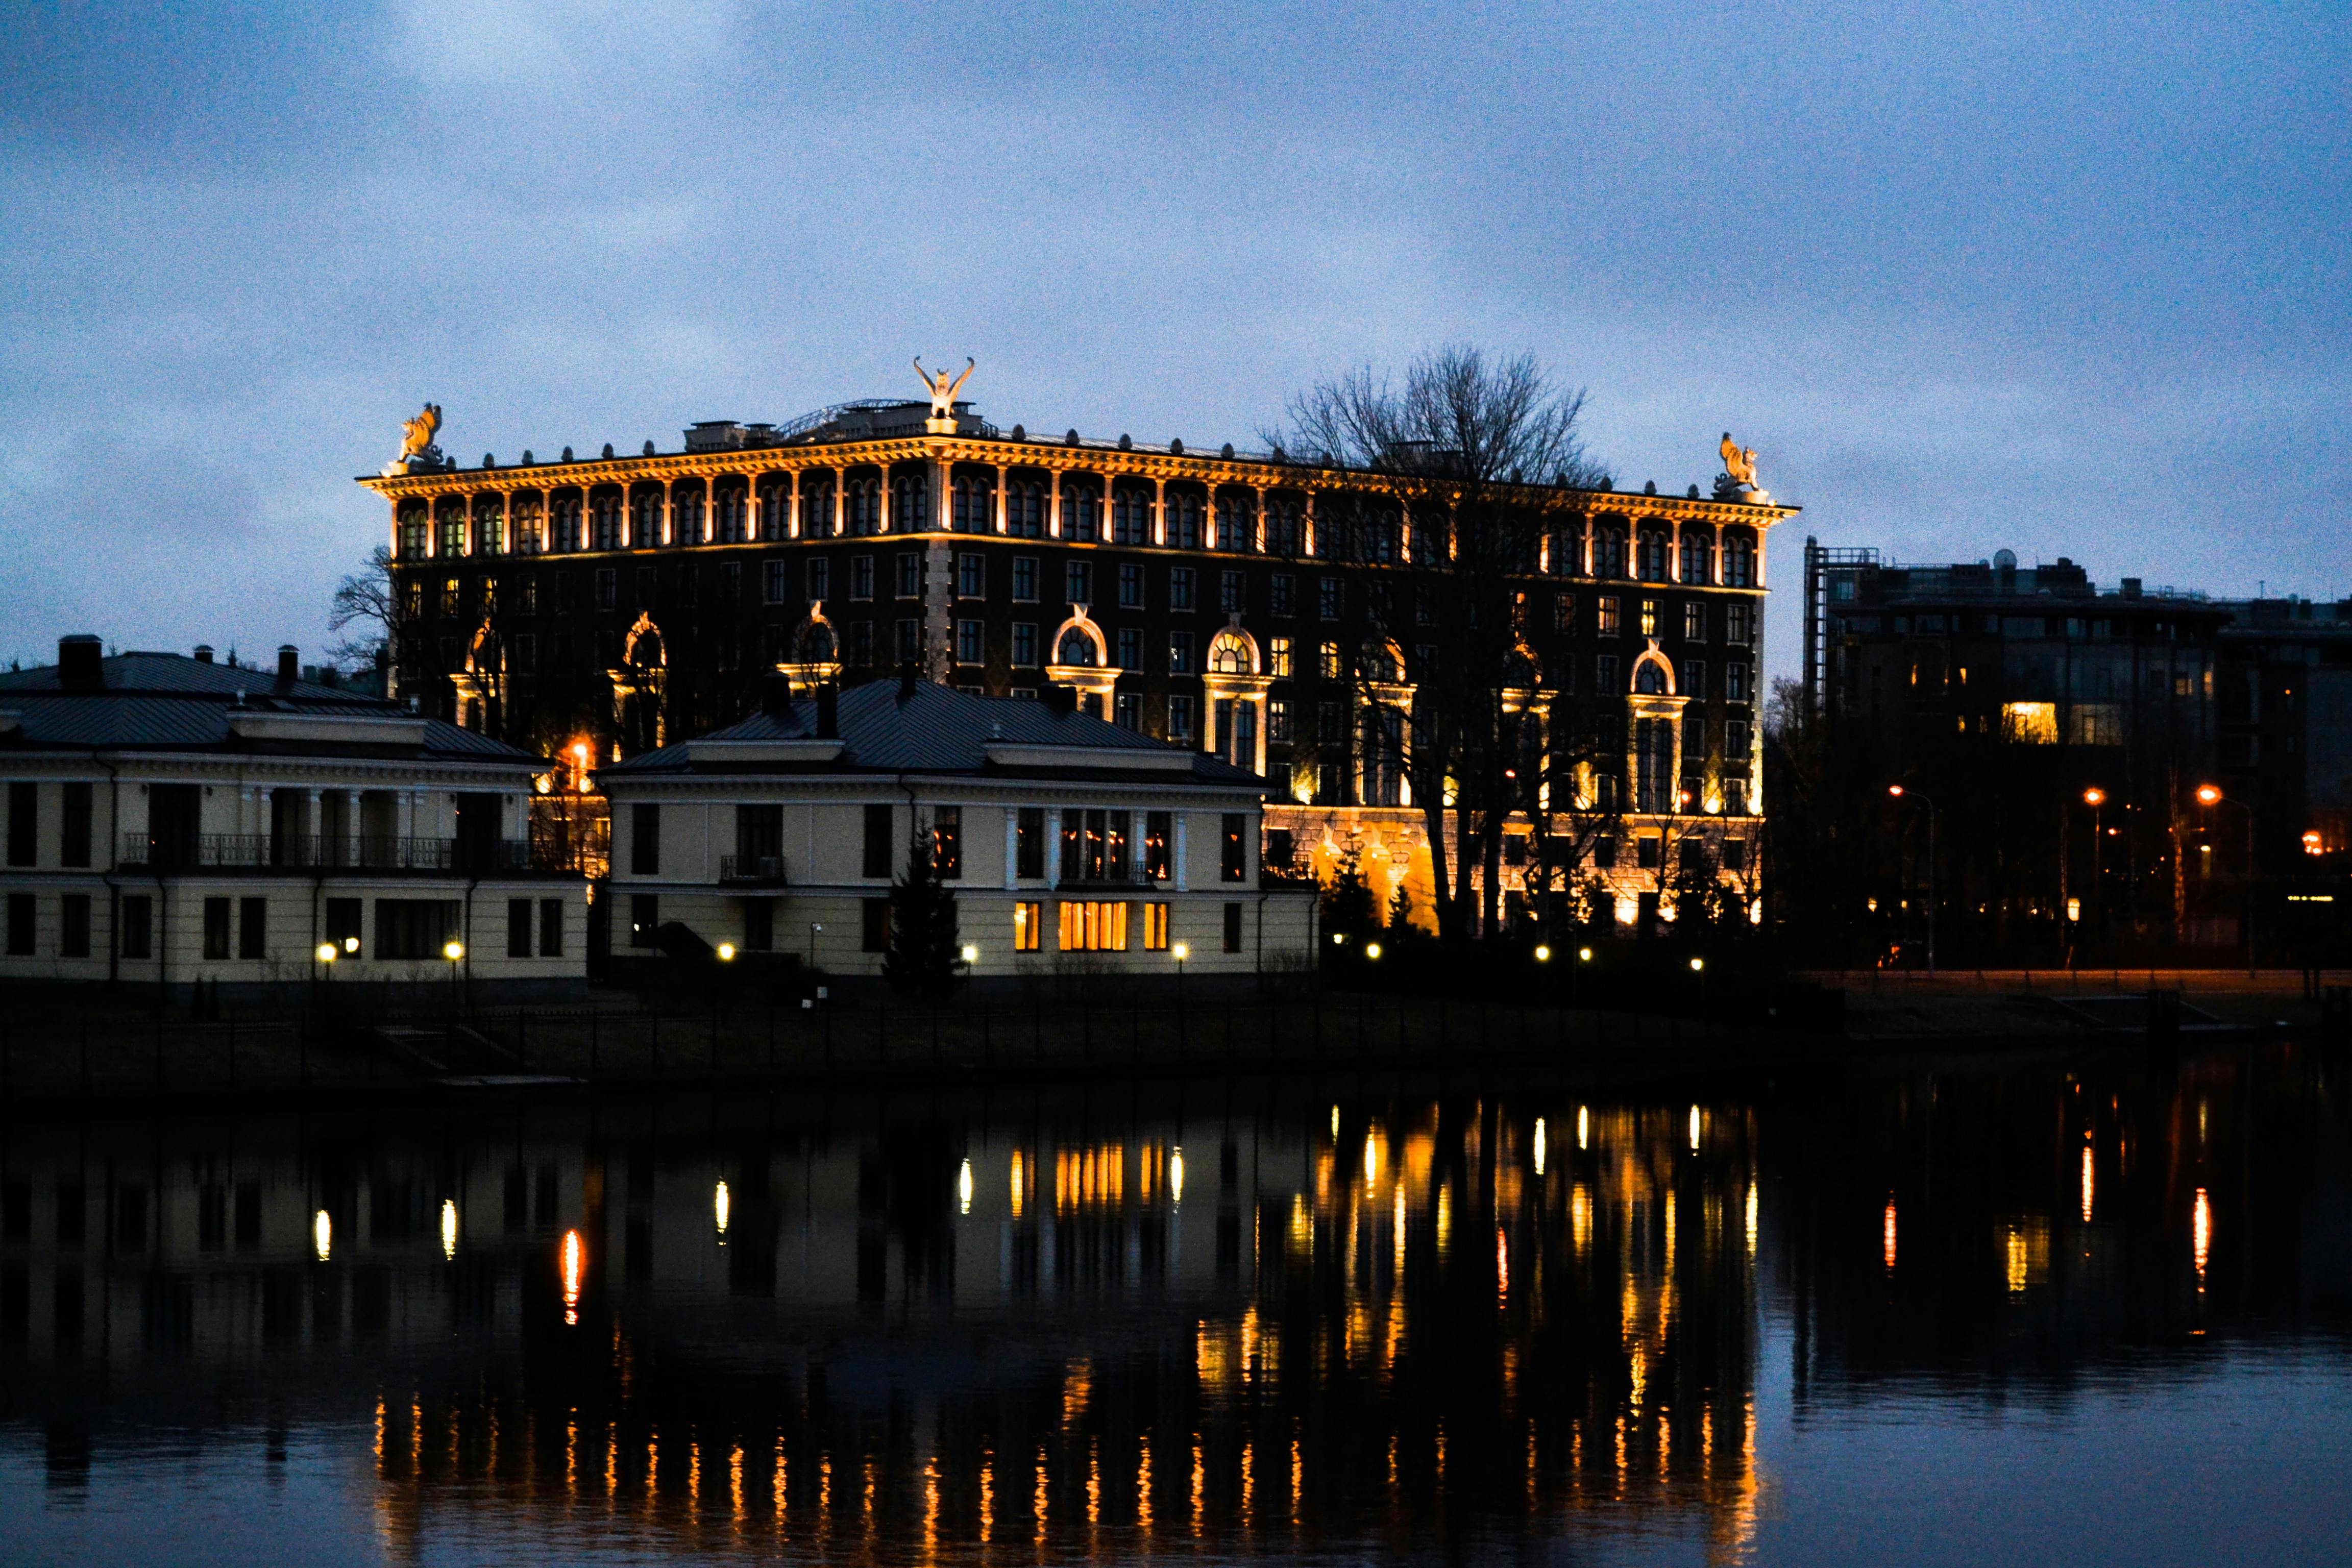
top-left (1062, 481), bottom-right (1100, 543)
top-left (1264, 498), bottom-right (1301, 556)
top-left (629, 489), bottom-right (663, 548)
top-left (1057, 626), bottom-right (1097, 666)
top-left (952, 474), bottom-right (993, 533)
top-left (398, 503), bottom-right (429, 559)
top-left (891, 471), bottom-right (929, 533)
top-left (472, 497), bottom-right (504, 557)
top-left (1214, 492), bottom-right (1254, 552)
top-left (714, 485), bottom-right (748, 544)
top-left (1680, 528), bottom-right (1713, 584)
top-left (1724, 533), bottom-right (1757, 587)
top-left (1166, 492), bottom-right (1203, 550)
top-left (671, 485), bottom-right (705, 546)
top-left (549, 495), bottom-right (580, 552)
top-left (511, 495), bottom-right (542, 555)
top-left (1593, 525), bottom-right (1627, 578)
top-left (593, 494), bottom-right (623, 551)
top-left (1007, 479), bottom-right (1045, 538)
top-left (846, 478), bottom-right (881, 536)
top-left (799, 476), bottom-right (836, 537)
top-left (1637, 528), bottom-right (1671, 581)
top-left (755, 481), bottom-right (785, 542)
top-left (1554, 522), bottom-right (1586, 577)
top-left (437, 503), bottom-right (467, 558)
top-left (1111, 484), bottom-right (1152, 546)
top-left (1634, 659), bottom-right (1669, 695)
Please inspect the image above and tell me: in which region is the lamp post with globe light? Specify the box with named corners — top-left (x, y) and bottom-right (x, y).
top-left (2196, 783), bottom-right (2257, 976)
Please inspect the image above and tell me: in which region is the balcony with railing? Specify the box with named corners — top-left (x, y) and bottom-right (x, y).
top-left (119, 834), bottom-right (546, 874)
top-left (718, 854), bottom-right (789, 886)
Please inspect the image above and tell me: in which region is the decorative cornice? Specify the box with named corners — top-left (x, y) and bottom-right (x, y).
top-left (358, 435), bottom-right (1802, 525)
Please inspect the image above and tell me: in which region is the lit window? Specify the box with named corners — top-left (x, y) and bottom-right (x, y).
top-left (1142, 903), bottom-right (1170, 951)
top-left (2001, 701), bottom-right (2059, 744)
top-left (1269, 636), bottom-right (1293, 678)
top-left (1013, 901), bottom-right (1041, 951)
top-left (1057, 900), bottom-right (1131, 952)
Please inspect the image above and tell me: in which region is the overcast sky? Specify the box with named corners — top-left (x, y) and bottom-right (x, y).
top-left (2, 2), bottom-right (2344, 684)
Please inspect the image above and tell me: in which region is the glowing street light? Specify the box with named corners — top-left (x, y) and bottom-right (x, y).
top-left (1534, 944), bottom-right (1551, 962)
top-left (2196, 783), bottom-right (2222, 806)
top-left (1365, 942), bottom-right (1382, 961)
top-left (443, 939), bottom-right (464, 962)
top-left (714, 1181), bottom-right (730, 1238)
top-left (440, 1198), bottom-right (458, 1260)
top-left (1578, 947), bottom-right (1593, 962)
top-left (313, 1209), bottom-right (332, 1262)
top-left (2082, 787), bottom-right (2106, 807)
top-left (960, 943), bottom-right (978, 964)
top-left (1689, 956), bottom-right (1705, 972)
top-left (717, 942), bottom-right (736, 961)
top-left (315, 942), bottom-right (337, 965)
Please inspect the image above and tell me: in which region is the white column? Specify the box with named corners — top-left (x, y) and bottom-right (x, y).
top-left (1153, 477), bottom-right (1167, 547)
top-left (994, 464), bottom-right (1008, 534)
top-left (1003, 808), bottom-right (1019, 890)
top-left (880, 468), bottom-right (893, 535)
top-left (832, 468), bottom-right (846, 537)
top-left (1251, 485), bottom-right (1267, 552)
top-left (1173, 815), bottom-right (1189, 892)
top-left (1049, 469), bottom-right (1063, 539)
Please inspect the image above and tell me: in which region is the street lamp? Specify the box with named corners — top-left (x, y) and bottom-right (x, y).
top-left (716, 942), bottom-right (736, 962)
top-left (443, 938), bottom-right (464, 1013)
top-left (1886, 785), bottom-right (1938, 976)
top-left (2080, 788), bottom-right (2108, 961)
top-left (1535, 944), bottom-right (1551, 962)
top-left (1172, 941), bottom-right (1189, 1008)
top-left (2196, 784), bottom-right (2256, 976)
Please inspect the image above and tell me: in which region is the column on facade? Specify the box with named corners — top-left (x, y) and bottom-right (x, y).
top-left (993, 464), bottom-right (1008, 534)
top-left (1153, 476), bottom-right (1166, 547)
top-left (935, 452), bottom-right (951, 533)
top-left (1251, 485), bottom-right (1267, 552)
top-left (1049, 469), bottom-right (1063, 540)
top-left (830, 467), bottom-right (845, 537)
top-left (1303, 491), bottom-right (1317, 557)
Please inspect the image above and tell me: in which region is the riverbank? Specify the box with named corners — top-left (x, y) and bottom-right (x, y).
top-left (0, 966), bottom-right (2333, 1110)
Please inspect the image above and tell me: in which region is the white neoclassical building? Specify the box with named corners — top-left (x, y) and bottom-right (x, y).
top-left (596, 674), bottom-right (1317, 979)
top-left (0, 636), bottom-right (587, 997)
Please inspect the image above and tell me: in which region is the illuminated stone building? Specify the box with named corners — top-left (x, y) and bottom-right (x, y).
top-left (357, 376), bottom-right (1792, 926)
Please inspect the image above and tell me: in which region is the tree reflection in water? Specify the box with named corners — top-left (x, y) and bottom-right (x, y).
top-left (1, 1042), bottom-right (2346, 1564)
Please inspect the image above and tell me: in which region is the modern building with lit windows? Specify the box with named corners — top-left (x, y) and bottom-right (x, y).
top-left (594, 673), bottom-right (1314, 979)
top-left (357, 377), bottom-right (1792, 929)
top-left (0, 635), bottom-right (587, 996)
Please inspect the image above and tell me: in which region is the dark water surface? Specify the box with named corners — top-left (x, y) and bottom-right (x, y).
top-left (3, 1043), bottom-right (2349, 1566)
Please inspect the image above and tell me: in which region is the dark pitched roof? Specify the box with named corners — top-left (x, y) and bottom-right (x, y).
top-left (606, 681), bottom-right (1265, 788)
top-left (0, 653), bottom-right (534, 764)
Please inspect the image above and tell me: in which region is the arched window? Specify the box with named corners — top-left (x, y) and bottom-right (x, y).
top-left (1264, 498), bottom-right (1301, 556)
top-left (1007, 479), bottom-right (1045, 538)
top-left (1680, 529), bottom-right (1713, 584)
top-left (472, 497), bottom-right (503, 557)
top-left (1634, 658), bottom-right (1669, 695)
top-left (437, 503), bottom-right (467, 558)
top-left (846, 478), bottom-right (881, 536)
top-left (1167, 492), bottom-right (1203, 550)
top-left (1724, 533), bottom-right (1756, 587)
top-left (1593, 525), bottom-right (1627, 578)
top-left (1554, 522), bottom-right (1586, 577)
top-left (952, 474), bottom-right (993, 533)
top-left (1111, 485), bottom-right (1152, 546)
top-left (799, 477), bottom-right (836, 537)
top-left (1057, 626), bottom-right (1097, 666)
top-left (398, 503), bottom-right (429, 559)
top-left (1214, 492), bottom-right (1254, 552)
top-left (511, 495), bottom-right (542, 555)
top-left (797, 619), bottom-right (838, 663)
top-left (671, 485), bottom-right (705, 546)
top-left (714, 485), bottom-right (748, 544)
top-left (629, 489), bottom-right (662, 548)
top-left (890, 471), bottom-right (929, 533)
top-left (1637, 528), bottom-right (1671, 582)
top-left (592, 494), bottom-right (622, 552)
top-left (754, 481), bottom-right (784, 542)
top-left (1209, 632), bottom-right (1253, 675)
top-left (549, 495), bottom-right (580, 552)
top-left (1062, 482), bottom-right (1100, 543)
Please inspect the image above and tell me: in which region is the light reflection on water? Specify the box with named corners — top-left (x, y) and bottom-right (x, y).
top-left (1, 1042), bottom-right (2348, 1565)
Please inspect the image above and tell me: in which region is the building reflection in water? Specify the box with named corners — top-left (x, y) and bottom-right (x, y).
top-left (1, 1042), bottom-right (2346, 1563)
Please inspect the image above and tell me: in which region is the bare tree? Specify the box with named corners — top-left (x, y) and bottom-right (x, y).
top-left (1269, 347), bottom-right (1607, 945)
top-left (328, 545), bottom-right (407, 669)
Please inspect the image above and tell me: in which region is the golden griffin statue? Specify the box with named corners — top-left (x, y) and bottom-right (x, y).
top-left (914, 358), bottom-right (974, 422)
top-left (400, 403), bottom-right (443, 461)
top-left (1719, 432), bottom-right (1757, 490)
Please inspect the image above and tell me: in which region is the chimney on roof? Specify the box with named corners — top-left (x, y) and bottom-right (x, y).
top-left (1043, 683), bottom-right (1076, 718)
top-left (2121, 578), bottom-right (2143, 600)
top-left (275, 645), bottom-right (299, 692)
top-left (815, 682), bottom-right (839, 739)
top-left (760, 672), bottom-right (796, 721)
top-left (57, 634), bottom-right (103, 690)
top-left (193, 644), bottom-right (213, 664)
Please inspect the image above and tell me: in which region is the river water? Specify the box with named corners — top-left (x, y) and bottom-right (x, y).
top-left (3, 1042), bottom-right (2348, 1565)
